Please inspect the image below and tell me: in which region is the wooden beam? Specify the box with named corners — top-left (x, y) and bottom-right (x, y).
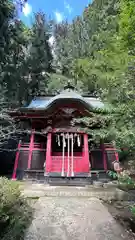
top-left (45, 133), bottom-right (52, 173)
top-left (84, 134), bottom-right (90, 172)
top-left (12, 140), bottom-right (21, 180)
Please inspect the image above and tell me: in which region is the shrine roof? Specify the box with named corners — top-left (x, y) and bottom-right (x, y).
top-left (26, 89), bottom-right (104, 110)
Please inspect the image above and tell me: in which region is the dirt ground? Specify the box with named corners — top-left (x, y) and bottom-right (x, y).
top-left (104, 200), bottom-right (135, 239)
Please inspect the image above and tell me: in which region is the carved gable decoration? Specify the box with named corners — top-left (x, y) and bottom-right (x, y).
top-left (62, 108), bottom-right (76, 115)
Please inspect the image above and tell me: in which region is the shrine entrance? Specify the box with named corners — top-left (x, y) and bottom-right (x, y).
top-left (45, 132), bottom-right (90, 177)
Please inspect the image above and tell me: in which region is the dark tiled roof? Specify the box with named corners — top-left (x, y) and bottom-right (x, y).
top-left (27, 89), bottom-right (104, 110)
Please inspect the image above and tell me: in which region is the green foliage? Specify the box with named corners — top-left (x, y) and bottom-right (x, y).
top-left (47, 73), bottom-right (73, 94)
top-left (27, 12), bottom-right (53, 98)
top-left (2, 21), bottom-right (31, 104)
top-left (108, 170), bottom-right (135, 190)
top-left (118, 174), bottom-right (134, 185)
top-left (52, 0), bottom-right (135, 151)
top-left (119, 0), bottom-right (135, 49)
top-left (131, 205), bottom-right (135, 216)
top-left (118, 171), bottom-right (135, 190)
top-left (73, 106), bottom-right (120, 144)
top-left (107, 170), bottom-right (118, 179)
top-left (0, 177), bottom-right (32, 240)
top-left (1, 0), bottom-right (135, 154)
top-left (0, 5), bottom-right (54, 105)
top-left (53, 0), bottom-right (120, 91)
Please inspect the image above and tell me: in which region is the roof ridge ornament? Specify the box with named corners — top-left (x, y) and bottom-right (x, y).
top-left (64, 80), bottom-right (75, 91)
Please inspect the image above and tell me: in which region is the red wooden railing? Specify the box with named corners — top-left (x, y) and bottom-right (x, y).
top-left (50, 155), bottom-right (88, 176)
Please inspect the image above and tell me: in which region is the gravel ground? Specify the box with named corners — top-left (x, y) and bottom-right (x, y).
top-left (24, 197), bottom-right (133, 240)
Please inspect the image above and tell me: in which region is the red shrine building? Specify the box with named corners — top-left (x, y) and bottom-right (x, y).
top-left (10, 84), bottom-right (119, 183)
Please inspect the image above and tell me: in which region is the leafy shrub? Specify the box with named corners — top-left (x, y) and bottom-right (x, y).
top-left (107, 170), bottom-right (118, 180)
top-left (0, 177), bottom-right (32, 240)
top-left (118, 171), bottom-right (134, 184)
top-left (118, 171), bottom-right (135, 190)
top-left (130, 205), bottom-right (135, 216)
top-left (108, 170), bottom-right (135, 190)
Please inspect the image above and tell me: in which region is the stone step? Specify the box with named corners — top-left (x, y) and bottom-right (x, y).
top-left (19, 170), bottom-right (111, 186)
top-left (23, 171), bottom-right (110, 186)
top-left (48, 177), bottom-right (92, 186)
top-left (21, 185), bottom-right (132, 201)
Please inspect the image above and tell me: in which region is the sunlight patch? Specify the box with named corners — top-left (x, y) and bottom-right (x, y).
top-left (49, 36), bottom-right (55, 46)
top-left (54, 11), bottom-right (63, 23)
top-left (22, 2), bottom-right (32, 17)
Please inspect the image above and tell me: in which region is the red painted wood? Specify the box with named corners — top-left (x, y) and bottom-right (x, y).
top-left (51, 156), bottom-right (64, 172)
top-left (11, 103), bottom-right (90, 121)
top-left (47, 133), bottom-right (90, 176)
top-left (45, 133), bottom-right (52, 173)
top-left (52, 152), bottom-right (82, 157)
top-left (20, 148), bottom-right (45, 151)
top-left (114, 149), bottom-right (119, 161)
top-left (51, 156), bottom-right (84, 174)
top-left (52, 128), bottom-right (84, 133)
top-left (12, 140), bottom-right (21, 180)
top-left (27, 131), bottom-right (35, 169)
top-left (105, 148), bottom-right (118, 151)
top-left (83, 134), bottom-right (90, 173)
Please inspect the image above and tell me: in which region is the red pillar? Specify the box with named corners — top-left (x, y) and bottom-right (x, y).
top-left (27, 131), bottom-right (35, 169)
top-left (45, 133), bottom-right (52, 173)
top-left (84, 134), bottom-right (90, 172)
top-left (102, 143), bottom-right (107, 171)
top-left (114, 150), bottom-right (119, 162)
top-left (12, 140), bottom-right (21, 180)
top-left (112, 141), bottom-right (119, 162)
